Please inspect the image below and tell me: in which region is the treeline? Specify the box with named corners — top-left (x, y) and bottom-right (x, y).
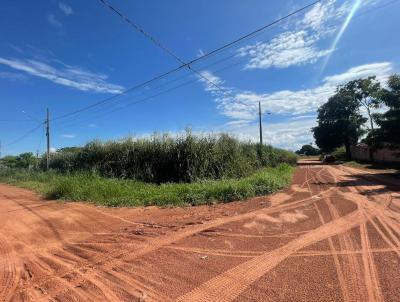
top-left (1, 133), bottom-right (298, 183)
top-left (312, 74), bottom-right (400, 159)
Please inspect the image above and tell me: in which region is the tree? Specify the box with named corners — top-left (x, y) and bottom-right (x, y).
top-left (16, 152), bottom-right (36, 168)
top-left (339, 77), bottom-right (381, 130)
top-left (0, 155), bottom-right (18, 169)
top-left (371, 74), bottom-right (400, 145)
top-left (295, 144), bottom-right (320, 156)
top-left (0, 152), bottom-right (37, 169)
top-left (312, 91), bottom-right (367, 159)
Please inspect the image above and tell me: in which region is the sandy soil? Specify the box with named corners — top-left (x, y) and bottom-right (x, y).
top-left (0, 159), bottom-right (399, 301)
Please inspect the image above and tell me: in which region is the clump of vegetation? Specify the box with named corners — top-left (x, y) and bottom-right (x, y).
top-left (43, 133), bottom-right (298, 183)
top-left (0, 152), bottom-right (38, 169)
top-left (368, 74), bottom-right (400, 147)
top-left (0, 133), bottom-right (297, 207)
top-left (312, 74), bottom-right (400, 160)
top-left (331, 146), bottom-right (347, 161)
top-left (0, 164), bottom-right (294, 207)
top-left (295, 144), bottom-right (320, 156)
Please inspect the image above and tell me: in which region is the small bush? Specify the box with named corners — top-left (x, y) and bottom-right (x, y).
top-left (332, 146), bottom-right (347, 161)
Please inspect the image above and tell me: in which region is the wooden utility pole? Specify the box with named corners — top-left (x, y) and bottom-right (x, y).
top-left (46, 108), bottom-right (50, 170)
top-left (258, 101), bottom-right (263, 145)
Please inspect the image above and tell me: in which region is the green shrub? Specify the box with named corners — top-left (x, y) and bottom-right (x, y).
top-left (332, 146), bottom-right (347, 161)
top-left (43, 133), bottom-right (298, 183)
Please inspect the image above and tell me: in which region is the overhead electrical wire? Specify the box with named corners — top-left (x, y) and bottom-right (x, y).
top-left (54, 0), bottom-right (399, 130)
top-left (54, 53), bottom-right (251, 131)
top-left (6, 0), bottom-right (397, 147)
top-left (52, 0), bottom-right (323, 122)
top-left (53, 52), bottom-right (242, 129)
top-left (2, 122), bottom-right (44, 148)
top-left (98, 0), bottom-right (235, 96)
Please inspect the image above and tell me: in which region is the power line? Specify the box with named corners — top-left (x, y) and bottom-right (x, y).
top-left (2, 123), bottom-right (44, 148)
top-left (52, 64), bottom-right (186, 121)
top-left (99, 0), bottom-right (229, 96)
top-left (98, 0), bottom-right (227, 89)
top-left (53, 54), bottom-right (251, 131)
top-left (4, 0), bottom-right (397, 151)
top-left (52, 0), bottom-right (322, 122)
top-left (36, 123), bottom-right (45, 153)
top-left (99, 0), bottom-right (185, 65)
top-left (53, 50), bottom-right (244, 129)
top-left (54, 0), bottom-right (398, 131)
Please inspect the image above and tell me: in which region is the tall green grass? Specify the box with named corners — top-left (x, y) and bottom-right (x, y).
top-left (0, 164), bottom-right (294, 207)
top-left (44, 133), bottom-right (297, 183)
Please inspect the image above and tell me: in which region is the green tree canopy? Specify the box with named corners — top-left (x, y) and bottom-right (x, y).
top-left (371, 74), bottom-right (400, 146)
top-left (312, 91), bottom-right (367, 159)
top-left (339, 77), bottom-right (381, 130)
top-left (0, 152), bottom-right (37, 169)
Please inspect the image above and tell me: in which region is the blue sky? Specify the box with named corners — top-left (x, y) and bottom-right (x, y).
top-left (1, 0), bottom-right (399, 155)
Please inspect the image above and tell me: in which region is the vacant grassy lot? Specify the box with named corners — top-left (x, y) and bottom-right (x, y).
top-left (44, 133), bottom-right (298, 183)
top-left (0, 164), bottom-right (293, 207)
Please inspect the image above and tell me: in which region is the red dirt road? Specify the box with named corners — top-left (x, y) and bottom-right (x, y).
top-left (0, 159), bottom-right (399, 301)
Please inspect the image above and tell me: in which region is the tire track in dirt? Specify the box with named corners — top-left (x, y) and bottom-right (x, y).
top-left (325, 197), bottom-right (366, 301)
top-left (308, 166), bottom-right (350, 302)
top-left (2, 164), bottom-right (356, 301)
top-left (166, 246), bottom-right (262, 258)
top-left (314, 202), bottom-right (350, 302)
top-left (366, 215), bottom-right (400, 258)
top-left (0, 232), bottom-right (20, 302)
top-left (176, 165), bottom-right (394, 302)
top-left (208, 230), bottom-right (308, 238)
top-left (176, 210), bottom-right (366, 302)
top-left (294, 247), bottom-right (399, 256)
top-left (360, 221), bottom-right (384, 302)
top-left (167, 245), bottom-right (399, 258)
top-left (327, 165), bottom-right (400, 302)
top-left (23, 166), bottom-right (335, 299)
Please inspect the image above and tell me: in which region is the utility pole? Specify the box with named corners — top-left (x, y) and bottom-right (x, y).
top-left (258, 101), bottom-right (263, 145)
top-left (46, 108), bottom-right (50, 170)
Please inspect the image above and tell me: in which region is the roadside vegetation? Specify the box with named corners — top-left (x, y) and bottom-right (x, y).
top-left (295, 144), bottom-right (320, 156)
top-left (312, 74), bottom-right (400, 161)
top-left (0, 133), bottom-right (297, 207)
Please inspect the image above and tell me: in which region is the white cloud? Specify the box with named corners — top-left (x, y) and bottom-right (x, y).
top-left (290, 115), bottom-right (316, 121)
top-left (198, 62), bottom-right (393, 149)
top-left (197, 70), bottom-right (226, 93)
top-left (0, 56), bottom-right (124, 94)
top-left (62, 134), bottom-right (76, 139)
top-left (48, 14), bottom-right (62, 27)
top-left (323, 62), bottom-right (392, 85)
top-left (197, 49), bottom-right (205, 58)
top-left (238, 30), bottom-right (332, 69)
top-left (88, 123), bottom-right (97, 128)
top-left (225, 118), bottom-right (317, 151)
top-left (237, 0), bottom-right (380, 70)
top-left (301, 0), bottom-right (336, 31)
top-left (59, 2), bottom-right (73, 15)
top-left (211, 62), bottom-right (392, 121)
